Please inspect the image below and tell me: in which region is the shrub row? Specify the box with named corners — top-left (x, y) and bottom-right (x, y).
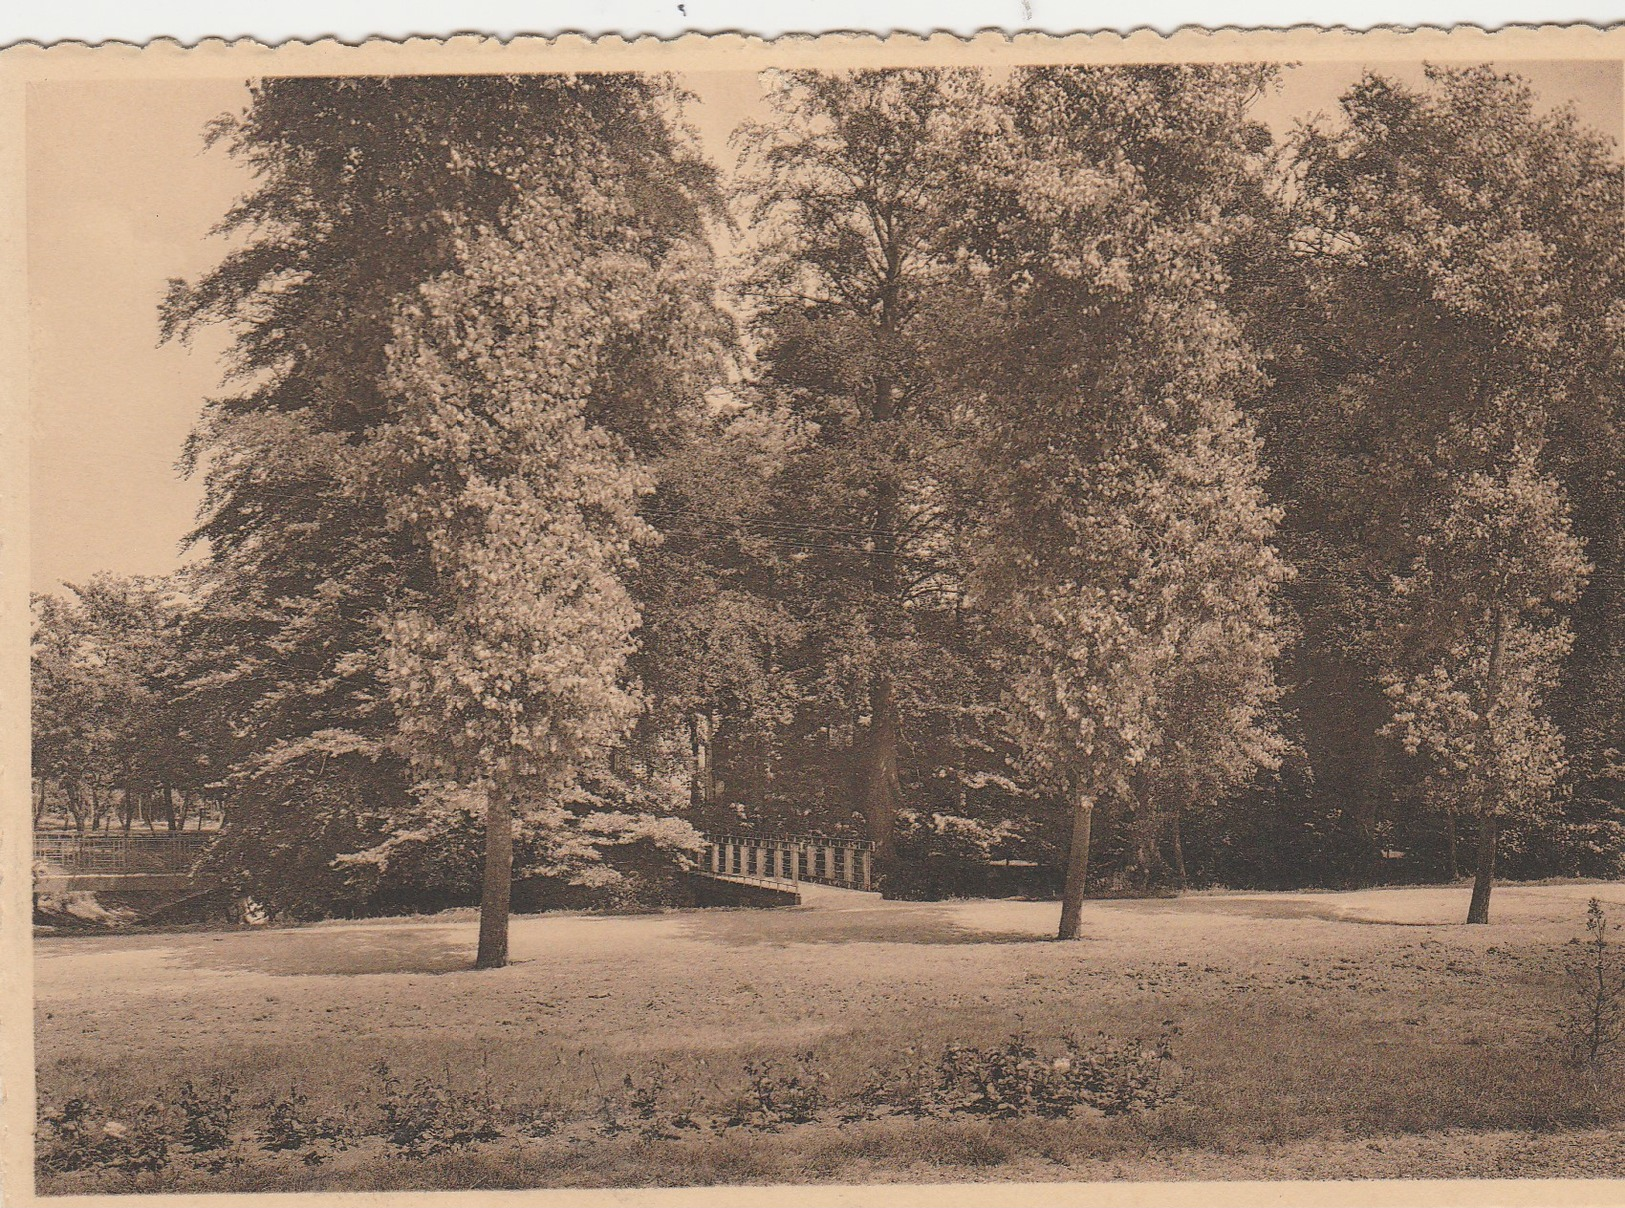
top-left (39, 1031), bottom-right (1180, 1177)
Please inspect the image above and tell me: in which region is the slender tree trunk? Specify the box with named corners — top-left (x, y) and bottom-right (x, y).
top-left (1057, 786), bottom-right (1095, 940)
top-left (475, 787), bottom-right (514, 969)
top-left (1468, 604), bottom-right (1508, 925)
top-left (65, 782), bottom-right (86, 833)
top-left (863, 675), bottom-right (902, 866)
top-left (861, 249), bottom-right (905, 876)
top-left (1130, 771), bottom-right (1160, 892)
top-left (1170, 808), bottom-right (1188, 890)
top-left (689, 713), bottom-right (716, 812)
top-left (859, 445), bottom-right (903, 870)
top-left (1467, 813), bottom-right (1498, 924)
top-left (1349, 786), bottom-right (1379, 888)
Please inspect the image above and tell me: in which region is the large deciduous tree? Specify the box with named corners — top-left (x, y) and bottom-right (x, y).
top-left (732, 69), bottom-right (975, 871)
top-left (163, 75), bottom-right (726, 920)
top-left (377, 182), bottom-right (720, 967)
top-left (1277, 66), bottom-right (1624, 891)
top-left (960, 66), bottom-right (1290, 938)
top-left (32, 575), bottom-right (210, 835)
top-left (1383, 435), bottom-right (1589, 923)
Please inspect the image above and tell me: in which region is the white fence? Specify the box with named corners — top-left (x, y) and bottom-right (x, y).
top-left (700, 832), bottom-right (875, 891)
top-left (33, 831), bottom-right (211, 874)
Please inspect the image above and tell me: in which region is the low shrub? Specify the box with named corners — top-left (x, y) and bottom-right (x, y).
top-left (177, 1075), bottom-right (243, 1172)
top-left (256, 1088), bottom-right (349, 1166)
top-left (38, 1097), bottom-right (171, 1174)
top-left (372, 1061), bottom-right (502, 1158)
top-left (861, 1030), bottom-right (1181, 1120)
top-left (1560, 898), bottom-right (1625, 1072)
top-left (38, 1028), bottom-right (1181, 1188)
top-left (177, 1075), bottom-right (238, 1153)
top-left (725, 1051), bottom-right (829, 1131)
top-left (595, 1061), bottom-right (702, 1139)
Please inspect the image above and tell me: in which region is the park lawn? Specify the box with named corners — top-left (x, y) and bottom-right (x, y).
top-left (32, 880), bottom-right (1625, 1193)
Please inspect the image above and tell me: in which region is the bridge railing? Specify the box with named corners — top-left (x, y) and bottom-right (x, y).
top-left (699, 832), bottom-right (875, 891)
top-left (33, 831), bottom-right (213, 875)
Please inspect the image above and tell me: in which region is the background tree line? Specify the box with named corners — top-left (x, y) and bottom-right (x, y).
top-left (31, 65), bottom-right (1625, 947)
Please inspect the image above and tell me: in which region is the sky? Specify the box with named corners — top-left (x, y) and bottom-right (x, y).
top-left (26, 61), bottom-right (1624, 595)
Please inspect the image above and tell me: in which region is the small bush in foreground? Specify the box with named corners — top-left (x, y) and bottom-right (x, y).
top-left (860, 1030), bottom-right (1181, 1120)
top-left (39, 1097), bottom-right (171, 1175)
top-left (1561, 898), bottom-right (1625, 1072)
top-left (726, 1051), bottom-right (829, 1131)
top-left (596, 1061), bottom-right (703, 1139)
top-left (256, 1088), bottom-right (349, 1166)
top-left (177, 1075), bottom-right (238, 1153)
top-left (372, 1061), bottom-right (502, 1158)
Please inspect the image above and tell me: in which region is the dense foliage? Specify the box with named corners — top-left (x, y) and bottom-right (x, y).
top-left (33, 63), bottom-right (1625, 930)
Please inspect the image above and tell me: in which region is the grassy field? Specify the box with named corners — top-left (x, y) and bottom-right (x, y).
top-left (32, 880), bottom-right (1625, 1193)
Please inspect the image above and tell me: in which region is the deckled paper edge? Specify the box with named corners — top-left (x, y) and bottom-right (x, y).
top-left (3, 23), bottom-right (1623, 1208)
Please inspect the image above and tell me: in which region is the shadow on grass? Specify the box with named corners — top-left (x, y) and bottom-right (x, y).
top-left (678, 902), bottom-right (1043, 947)
top-left (167, 926), bottom-right (479, 977)
top-left (1091, 896), bottom-right (1345, 922)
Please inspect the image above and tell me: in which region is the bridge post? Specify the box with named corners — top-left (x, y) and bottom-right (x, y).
top-left (860, 848), bottom-right (872, 890)
top-left (791, 841), bottom-right (800, 886)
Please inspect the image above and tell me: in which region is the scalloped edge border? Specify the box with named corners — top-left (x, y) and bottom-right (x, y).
top-left (0, 25), bottom-right (1623, 70)
top-left (3, 18), bottom-right (1624, 1208)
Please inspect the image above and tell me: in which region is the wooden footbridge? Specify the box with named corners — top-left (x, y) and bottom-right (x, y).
top-left (33, 829), bottom-right (875, 917)
top-left (32, 831), bottom-right (219, 922)
top-left (698, 832), bottom-right (876, 893)
top-left (34, 831), bottom-right (210, 882)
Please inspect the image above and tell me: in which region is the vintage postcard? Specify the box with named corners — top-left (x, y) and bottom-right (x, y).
top-left (4, 25), bottom-right (1625, 1207)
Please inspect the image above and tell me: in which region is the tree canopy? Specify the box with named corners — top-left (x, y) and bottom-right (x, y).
top-left (53, 62), bottom-right (1621, 940)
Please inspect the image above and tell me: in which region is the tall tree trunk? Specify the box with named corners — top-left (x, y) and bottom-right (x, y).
top-left (1130, 770), bottom-right (1160, 892)
top-left (65, 782), bottom-right (86, 833)
top-left (1348, 785), bottom-right (1379, 888)
top-left (1057, 786), bottom-right (1095, 940)
top-left (863, 674), bottom-right (902, 866)
top-left (475, 787), bottom-right (514, 969)
top-left (862, 249), bottom-right (905, 875)
top-left (1467, 813), bottom-right (1498, 924)
top-left (1468, 605), bottom-right (1507, 925)
top-left (689, 713), bottom-right (716, 813)
top-left (1170, 807), bottom-right (1188, 891)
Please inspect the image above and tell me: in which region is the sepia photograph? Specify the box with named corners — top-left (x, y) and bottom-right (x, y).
top-left (7, 28), bottom-right (1625, 1203)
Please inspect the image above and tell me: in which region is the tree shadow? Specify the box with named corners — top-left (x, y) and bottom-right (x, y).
top-left (678, 902), bottom-right (1044, 948)
top-left (167, 924), bottom-right (479, 977)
